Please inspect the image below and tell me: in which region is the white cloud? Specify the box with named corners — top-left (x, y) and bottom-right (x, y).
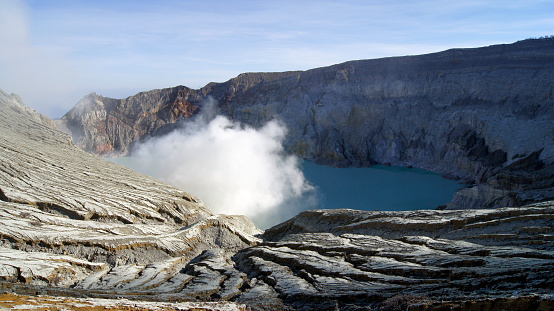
top-left (132, 99), bottom-right (317, 228)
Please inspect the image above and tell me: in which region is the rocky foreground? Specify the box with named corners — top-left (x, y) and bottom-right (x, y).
top-left (2, 92), bottom-right (554, 310)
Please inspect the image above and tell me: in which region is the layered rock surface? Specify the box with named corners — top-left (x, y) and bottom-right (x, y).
top-left (0, 89), bottom-right (56, 129)
top-left (2, 91), bottom-right (554, 310)
top-left (0, 90), bottom-right (260, 309)
top-left (58, 38), bottom-right (554, 209)
top-left (250, 206), bottom-right (554, 309)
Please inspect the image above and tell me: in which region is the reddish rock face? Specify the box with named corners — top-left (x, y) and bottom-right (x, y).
top-left (168, 99), bottom-right (198, 120)
top-left (57, 71), bottom-right (300, 157)
top-left (56, 87), bottom-right (203, 156)
top-left (96, 143), bottom-right (115, 155)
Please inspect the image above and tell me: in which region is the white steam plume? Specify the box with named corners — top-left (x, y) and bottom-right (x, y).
top-left (132, 99), bottom-right (317, 228)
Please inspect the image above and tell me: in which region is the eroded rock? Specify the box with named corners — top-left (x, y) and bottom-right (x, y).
top-left (1, 90), bottom-right (553, 310)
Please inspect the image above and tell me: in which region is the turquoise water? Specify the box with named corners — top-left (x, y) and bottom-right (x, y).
top-left (301, 161), bottom-right (463, 211)
top-left (108, 157), bottom-right (463, 213)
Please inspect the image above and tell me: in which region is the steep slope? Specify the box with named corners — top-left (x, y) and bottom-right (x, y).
top-left (0, 90), bottom-right (214, 226)
top-left (59, 38), bottom-right (554, 209)
top-left (2, 90), bottom-right (554, 310)
top-left (0, 90), bottom-right (260, 306)
top-left (0, 89), bottom-right (56, 129)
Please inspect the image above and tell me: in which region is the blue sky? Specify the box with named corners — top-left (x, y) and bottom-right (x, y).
top-left (1, 0), bottom-right (553, 118)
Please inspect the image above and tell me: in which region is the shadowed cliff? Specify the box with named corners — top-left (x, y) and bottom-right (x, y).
top-left (58, 38), bottom-right (554, 210)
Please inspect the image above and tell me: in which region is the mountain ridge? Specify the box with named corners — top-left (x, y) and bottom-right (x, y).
top-left (57, 38), bottom-right (554, 210)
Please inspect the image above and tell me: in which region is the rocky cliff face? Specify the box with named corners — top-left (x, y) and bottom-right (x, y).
top-left (56, 87), bottom-right (201, 155)
top-left (56, 71), bottom-right (301, 156)
top-left (0, 89), bottom-right (56, 129)
top-left (59, 38), bottom-right (554, 210)
top-left (1, 91), bottom-right (554, 310)
top-left (60, 39), bottom-right (554, 170)
top-left (218, 39), bottom-right (554, 181)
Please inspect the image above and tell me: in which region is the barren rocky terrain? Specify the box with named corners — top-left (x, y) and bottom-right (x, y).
top-left (1, 89), bottom-right (553, 310)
